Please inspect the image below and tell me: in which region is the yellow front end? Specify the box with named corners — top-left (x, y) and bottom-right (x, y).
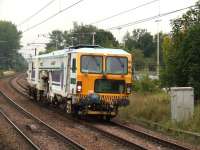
top-left (75, 53), bottom-right (132, 118)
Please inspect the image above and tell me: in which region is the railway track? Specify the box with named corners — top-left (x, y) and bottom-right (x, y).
top-left (13, 74), bottom-right (195, 150)
top-left (0, 90), bottom-right (85, 150)
top-left (76, 119), bottom-right (193, 150)
top-left (16, 77), bottom-right (28, 90)
top-left (12, 74), bottom-right (146, 149)
top-left (6, 75), bottom-right (138, 149)
top-left (0, 108), bottom-right (39, 150)
top-left (110, 121), bottom-right (192, 150)
top-left (74, 119), bottom-right (149, 150)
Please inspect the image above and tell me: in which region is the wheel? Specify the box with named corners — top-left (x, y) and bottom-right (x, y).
top-left (52, 96), bottom-right (59, 107)
top-left (36, 90), bottom-right (41, 101)
top-left (28, 87), bottom-right (32, 96)
top-left (65, 100), bottom-right (72, 114)
top-left (33, 89), bottom-right (37, 101)
top-left (105, 115), bottom-right (111, 121)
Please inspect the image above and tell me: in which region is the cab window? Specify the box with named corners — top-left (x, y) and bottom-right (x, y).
top-left (81, 55), bottom-right (102, 73)
top-left (106, 56), bottom-right (128, 74)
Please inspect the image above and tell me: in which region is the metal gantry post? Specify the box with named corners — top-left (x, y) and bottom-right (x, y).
top-left (92, 32), bottom-right (96, 45)
top-left (156, 0), bottom-right (161, 78)
top-left (157, 21), bottom-right (160, 77)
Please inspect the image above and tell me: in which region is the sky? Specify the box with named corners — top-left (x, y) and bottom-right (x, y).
top-left (0, 0), bottom-right (197, 56)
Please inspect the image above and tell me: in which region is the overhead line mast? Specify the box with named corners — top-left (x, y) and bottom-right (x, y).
top-left (156, 0), bottom-right (161, 78)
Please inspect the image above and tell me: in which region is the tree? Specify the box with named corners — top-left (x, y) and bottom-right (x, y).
top-left (123, 32), bottom-right (138, 51)
top-left (123, 29), bottom-right (155, 57)
top-left (180, 24), bottom-right (200, 99)
top-left (138, 32), bottom-right (155, 57)
top-left (132, 49), bottom-right (145, 71)
top-left (160, 35), bottom-right (175, 86)
top-left (132, 29), bottom-right (146, 41)
top-left (46, 30), bottom-right (65, 52)
top-left (160, 0), bottom-right (200, 99)
top-left (0, 21), bottom-right (26, 70)
top-left (46, 23), bottom-right (119, 52)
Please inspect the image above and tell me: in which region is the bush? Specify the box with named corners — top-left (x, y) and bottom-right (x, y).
top-left (118, 92), bottom-right (170, 122)
top-left (0, 70), bottom-right (3, 77)
top-left (118, 92), bottom-right (200, 145)
top-left (133, 74), bottom-right (160, 93)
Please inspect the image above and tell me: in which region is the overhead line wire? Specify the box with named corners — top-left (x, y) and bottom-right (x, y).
top-left (90, 0), bottom-right (159, 25)
top-left (18, 0), bottom-right (56, 26)
top-left (107, 4), bottom-right (196, 30)
top-left (22, 0), bottom-right (84, 33)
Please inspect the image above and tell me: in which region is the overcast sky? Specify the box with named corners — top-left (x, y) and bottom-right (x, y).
top-left (0, 0), bottom-right (197, 55)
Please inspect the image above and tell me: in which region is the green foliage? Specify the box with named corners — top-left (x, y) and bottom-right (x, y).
top-left (118, 92), bottom-right (200, 144)
top-left (160, 1), bottom-right (200, 99)
top-left (180, 24), bottom-right (200, 99)
top-left (118, 92), bottom-right (170, 122)
top-left (133, 74), bottom-right (160, 93)
top-left (138, 32), bottom-right (155, 57)
top-left (0, 21), bottom-right (26, 71)
top-left (160, 35), bottom-right (175, 87)
top-left (46, 23), bottom-right (119, 51)
top-left (123, 29), bottom-right (166, 72)
top-left (46, 30), bottom-right (65, 52)
top-left (132, 49), bottom-right (145, 70)
top-left (123, 29), bottom-right (156, 57)
top-left (13, 53), bottom-right (28, 71)
top-left (0, 70), bottom-right (3, 77)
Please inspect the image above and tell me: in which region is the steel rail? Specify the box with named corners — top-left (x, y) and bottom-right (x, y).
top-left (0, 108), bottom-right (40, 150)
top-left (77, 120), bottom-right (148, 150)
top-left (14, 74), bottom-right (194, 150)
top-left (0, 90), bottom-right (86, 150)
top-left (16, 78), bottom-right (28, 90)
top-left (14, 75), bottom-right (147, 149)
top-left (111, 121), bottom-right (192, 150)
top-left (15, 75), bottom-right (195, 150)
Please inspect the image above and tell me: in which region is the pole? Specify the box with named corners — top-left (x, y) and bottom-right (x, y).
top-left (92, 32), bottom-right (96, 45)
top-left (35, 48), bottom-right (37, 56)
top-left (157, 23), bottom-right (159, 77)
top-left (156, 0), bottom-right (160, 78)
top-left (56, 34), bottom-right (58, 49)
top-left (71, 37), bottom-right (74, 46)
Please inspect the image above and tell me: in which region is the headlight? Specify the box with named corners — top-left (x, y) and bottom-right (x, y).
top-left (76, 81), bottom-right (82, 93)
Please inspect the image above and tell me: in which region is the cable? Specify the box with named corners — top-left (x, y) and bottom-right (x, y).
top-left (107, 4), bottom-right (196, 30)
top-left (22, 0), bottom-right (84, 33)
top-left (90, 0), bottom-right (159, 25)
top-left (18, 0), bottom-right (56, 26)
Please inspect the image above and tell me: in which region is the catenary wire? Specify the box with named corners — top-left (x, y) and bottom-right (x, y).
top-left (18, 0), bottom-right (56, 26)
top-left (22, 0), bottom-right (84, 33)
top-left (107, 4), bottom-right (196, 30)
top-left (90, 0), bottom-right (159, 25)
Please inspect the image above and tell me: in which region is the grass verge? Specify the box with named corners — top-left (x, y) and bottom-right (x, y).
top-left (118, 91), bottom-right (200, 145)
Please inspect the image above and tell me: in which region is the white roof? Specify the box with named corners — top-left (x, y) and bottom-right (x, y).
top-left (34, 47), bottom-right (130, 59)
top-left (74, 48), bottom-right (130, 55)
